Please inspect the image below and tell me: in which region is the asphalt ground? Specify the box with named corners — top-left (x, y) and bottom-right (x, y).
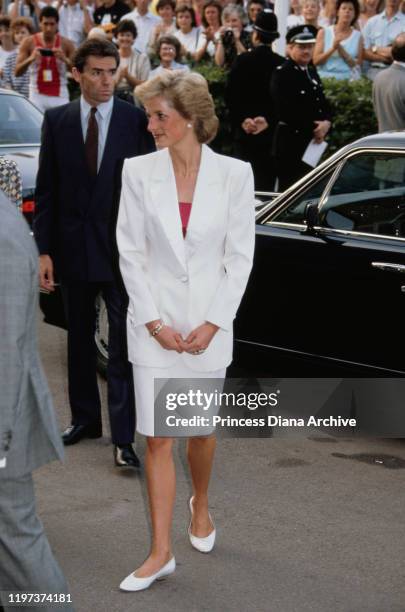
top-left (34, 317), bottom-right (405, 612)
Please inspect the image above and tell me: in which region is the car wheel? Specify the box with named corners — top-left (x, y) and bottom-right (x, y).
top-left (95, 294), bottom-right (108, 378)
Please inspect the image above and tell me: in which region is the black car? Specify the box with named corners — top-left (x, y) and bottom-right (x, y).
top-left (0, 88), bottom-right (41, 223)
top-left (234, 132), bottom-right (405, 377)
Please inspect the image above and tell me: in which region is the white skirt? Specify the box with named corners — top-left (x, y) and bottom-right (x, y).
top-left (133, 362), bottom-right (226, 437)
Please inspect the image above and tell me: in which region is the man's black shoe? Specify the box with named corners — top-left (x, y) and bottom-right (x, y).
top-left (62, 424), bottom-right (102, 446)
top-left (114, 444), bottom-right (141, 469)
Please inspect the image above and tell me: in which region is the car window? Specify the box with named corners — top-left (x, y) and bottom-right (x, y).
top-left (319, 153), bottom-right (405, 239)
top-left (0, 94), bottom-right (42, 144)
top-left (270, 169), bottom-right (335, 225)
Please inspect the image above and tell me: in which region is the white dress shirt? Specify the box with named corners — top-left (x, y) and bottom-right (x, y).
top-left (121, 8), bottom-right (160, 54)
top-left (80, 95), bottom-right (114, 172)
top-left (58, 2), bottom-right (89, 47)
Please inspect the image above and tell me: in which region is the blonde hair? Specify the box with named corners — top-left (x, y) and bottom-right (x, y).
top-left (136, 70), bottom-right (219, 144)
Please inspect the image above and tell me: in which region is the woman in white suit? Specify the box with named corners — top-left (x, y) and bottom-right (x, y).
top-left (116, 70), bottom-right (255, 592)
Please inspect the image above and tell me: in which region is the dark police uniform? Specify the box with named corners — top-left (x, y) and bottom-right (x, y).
top-left (226, 44), bottom-right (285, 190)
top-left (270, 26), bottom-right (332, 191)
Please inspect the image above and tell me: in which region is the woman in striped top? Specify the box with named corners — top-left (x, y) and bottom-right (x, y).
top-left (3, 17), bottom-right (33, 97)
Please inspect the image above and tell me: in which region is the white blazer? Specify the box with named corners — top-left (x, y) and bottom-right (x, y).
top-left (116, 144), bottom-right (255, 372)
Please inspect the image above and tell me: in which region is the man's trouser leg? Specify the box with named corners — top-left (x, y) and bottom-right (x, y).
top-left (0, 473), bottom-right (74, 612)
top-left (62, 283), bottom-right (102, 429)
top-left (102, 281), bottom-right (135, 445)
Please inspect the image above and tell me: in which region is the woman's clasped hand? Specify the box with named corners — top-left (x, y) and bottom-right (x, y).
top-left (147, 320), bottom-right (218, 353)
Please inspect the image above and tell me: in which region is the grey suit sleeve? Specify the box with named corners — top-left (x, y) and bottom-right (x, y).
top-left (0, 229), bottom-right (32, 460)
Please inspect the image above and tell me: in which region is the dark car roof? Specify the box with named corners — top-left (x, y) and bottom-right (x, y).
top-left (348, 131), bottom-right (405, 150)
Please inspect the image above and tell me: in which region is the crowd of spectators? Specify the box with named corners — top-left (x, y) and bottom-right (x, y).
top-left (1, 1), bottom-right (405, 102)
top-left (287, 0), bottom-right (405, 81)
top-left (0, 0), bottom-right (273, 103)
top-left (1, 0), bottom-right (405, 189)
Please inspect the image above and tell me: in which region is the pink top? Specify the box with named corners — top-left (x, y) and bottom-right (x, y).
top-left (179, 202), bottom-right (192, 237)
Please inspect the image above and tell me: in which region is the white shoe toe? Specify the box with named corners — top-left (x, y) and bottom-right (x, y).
top-left (119, 557), bottom-right (176, 592)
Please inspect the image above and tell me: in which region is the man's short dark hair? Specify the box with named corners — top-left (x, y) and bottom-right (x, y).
top-left (114, 19), bottom-right (138, 39)
top-left (39, 6), bottom-right (59, 22)
top-left (392, 34), bottom-right (405, 63)
top-left (73, 38), bottom-right (120, 72)
top-left (0, 16), bottom-right (11, 29)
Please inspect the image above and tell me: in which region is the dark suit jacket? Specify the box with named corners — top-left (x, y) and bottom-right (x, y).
top-left (270, 59), bottom-right (332, 160)
top-left (34, 97), bottom-right (154, 283)
top-left (226, 45), bottom-right (285, 131)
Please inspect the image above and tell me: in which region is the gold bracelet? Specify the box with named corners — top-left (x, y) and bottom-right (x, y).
top-left (150, 322), bottom-right (164, 337)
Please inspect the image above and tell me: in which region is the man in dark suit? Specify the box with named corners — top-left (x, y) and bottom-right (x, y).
top-left (226, 9), bottom-right (284, 191)
top-left (34, 38), bottom-right (154, 468)
top-left (0, 186), bottom-right (73, 612)
top-left (270, 25), bottom-right (332, 191)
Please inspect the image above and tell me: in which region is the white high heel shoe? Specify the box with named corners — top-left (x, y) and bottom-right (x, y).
top-left (119, 557), bottom-right (176, 592)
top-left (188, 496), bottom-right (216, 553)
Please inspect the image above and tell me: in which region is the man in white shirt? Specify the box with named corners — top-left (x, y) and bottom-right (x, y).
top-left (122, 0), bottom-right (160, 54)
top-left (363, 0), bottom-right (405, 80)
top-left (58, 0), bottom-right (94, 47)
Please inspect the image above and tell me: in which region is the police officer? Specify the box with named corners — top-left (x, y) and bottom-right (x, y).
top-left (225, 10), bottom-right (284, 191)
top-left (271, 25), bottom-right (332, 191)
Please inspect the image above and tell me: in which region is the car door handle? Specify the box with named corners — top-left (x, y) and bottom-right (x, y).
top-left (371, 262), bottom-right (405, 273)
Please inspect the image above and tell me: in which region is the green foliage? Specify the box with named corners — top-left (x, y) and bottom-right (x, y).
top-left (193, 62), bottom-right (232, 154)
top-left (193, 63), bottom-right (378, 156)
top-left (322, 77), bottom-right (378, 154)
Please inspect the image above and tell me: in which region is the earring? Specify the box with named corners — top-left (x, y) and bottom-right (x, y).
top-left (187, 123), bottom-right (192, 128)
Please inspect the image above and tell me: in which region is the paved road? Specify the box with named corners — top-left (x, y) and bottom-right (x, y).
top-left (35, 317), bottom-right (405, 612)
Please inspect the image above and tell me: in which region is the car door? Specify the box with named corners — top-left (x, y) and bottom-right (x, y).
top-left (235, 149), bottom-right (405, 374)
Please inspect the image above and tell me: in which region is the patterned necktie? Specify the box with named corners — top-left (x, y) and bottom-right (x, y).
top-left (85, 107), bottom-right (98, 177)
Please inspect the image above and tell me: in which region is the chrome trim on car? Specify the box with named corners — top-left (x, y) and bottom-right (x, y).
top-left (0, 144), bottom-right (40, 148)
top-left (263, 221), bottom-right (307, 231)
top-left (314, 226), bottom-right (405, 243)
top-left (255, 191), bottom-right (280, 198)
top-left (235, 339), bottom-right (405, 375)
top-left (372, 262), bottom-right (405, 273)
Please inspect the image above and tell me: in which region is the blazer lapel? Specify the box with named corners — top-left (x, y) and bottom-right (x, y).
top-left (151, 145), bottom-right (222, 269)
top-left (151, 148), bottom-right (187, 271)
top-left (184, 144), bottom-right (222, 259)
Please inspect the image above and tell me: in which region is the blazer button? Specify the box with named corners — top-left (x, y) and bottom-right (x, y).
top-left (180, 275), bottom-right (188, 283)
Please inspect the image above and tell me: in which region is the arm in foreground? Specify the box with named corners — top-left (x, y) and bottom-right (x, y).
top-left (0, 225), bottom-right (32, 465)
